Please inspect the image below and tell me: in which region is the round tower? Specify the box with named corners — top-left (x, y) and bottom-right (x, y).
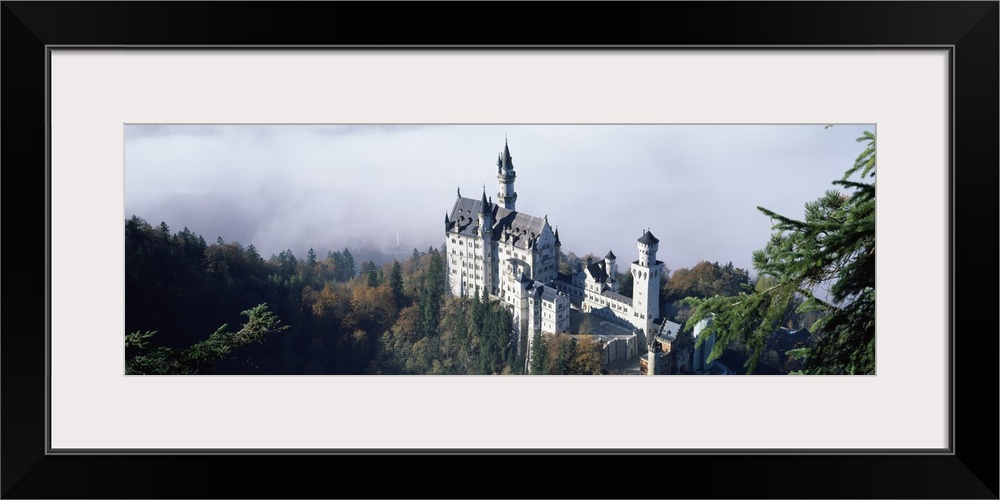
top-left (637, 229), bottom-right (658, 266)
top-left (604, 250), bottom-right (617, 280)
top-left (630, 229), bottom-right (664, 335)
top-left (497, 139), bottom-right (517, 210)
top-left (478, 188), bottom-right (494, 295)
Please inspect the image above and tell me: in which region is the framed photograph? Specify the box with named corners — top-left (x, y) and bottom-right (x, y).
top-left (4, 2), bottom-right (996, 498)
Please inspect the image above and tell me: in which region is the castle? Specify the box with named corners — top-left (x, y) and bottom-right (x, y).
top-left (444, 140), bottom-right (670, 371)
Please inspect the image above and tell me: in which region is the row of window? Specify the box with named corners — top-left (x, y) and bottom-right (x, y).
top-left (449, 237), bottom-right (482, 248)
top-left (450, 258), bottom-right (482, 269)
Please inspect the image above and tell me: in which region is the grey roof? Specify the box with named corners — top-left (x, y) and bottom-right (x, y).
top-left (480, 191), bottom-right (491, 214)
top-left (540, 286), bottom-right (560, 303)
top-left (586, 261), bottom-right (609, 282)
top-left (448, 197), bottom-right (550, 251)
top-left (493, 205), bottom-right (547, 244)
top-left (638, 231), bottom-right (659, 245)
top-left (528, 282), bottom-right (546, 300)
top-left (605, 250), bottom-right (616, 260)
top-left (601, 290), bottom-right (632, 306)
top-left (449, 197), bottom-right (485, 236)
top-left (501, 139), bottom-right (514, 170)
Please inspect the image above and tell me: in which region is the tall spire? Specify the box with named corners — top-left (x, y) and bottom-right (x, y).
top-left (497, 138), bottom-right (517, 210)
top-left (501, 138), bottom-right (513, 170)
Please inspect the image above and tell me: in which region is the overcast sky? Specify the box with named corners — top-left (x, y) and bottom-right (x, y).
top-left (125, 124), bottom-right (872, 274)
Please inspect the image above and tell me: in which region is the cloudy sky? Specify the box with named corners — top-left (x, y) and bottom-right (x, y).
top-left (125, 124), bottom-right (872, 274)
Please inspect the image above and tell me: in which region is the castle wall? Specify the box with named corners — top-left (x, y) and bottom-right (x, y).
top-left (447, 232), bottom-right (492, 297)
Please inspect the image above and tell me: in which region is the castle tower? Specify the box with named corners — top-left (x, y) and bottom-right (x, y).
top-left (605, 250), bottom-right (617, 287)
top-left (630, 229), bottom-right (664, 335)
top-left (478, 188), bottom-right (494, 295)
top-left (647, 338), bottom-right (660, 375)
top-left (497, 139), bottom-right (517, 210)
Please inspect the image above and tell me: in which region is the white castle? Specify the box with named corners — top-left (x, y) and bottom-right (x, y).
top-left (444, 140), bottom-right (668, 370)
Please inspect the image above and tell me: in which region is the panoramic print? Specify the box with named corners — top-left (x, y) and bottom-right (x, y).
top-left (125, 124), bottom-right (875, 375)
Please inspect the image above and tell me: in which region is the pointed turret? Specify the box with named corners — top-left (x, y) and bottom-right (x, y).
top-left (501, 139), bottom-right (514, 170)
top-left (605, 250), bottom-right (618, 284)
top-left (497, 139), bottom-right (518, 210)
top-left (478, 187), bottom-right (494, 238)
top-left (637, 229), bottom-right (659, 266)
top-left (637, 229), bottom-right (659, 246)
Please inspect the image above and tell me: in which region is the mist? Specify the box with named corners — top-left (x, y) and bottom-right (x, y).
top-left (125, 124), bottom-right (872, 274)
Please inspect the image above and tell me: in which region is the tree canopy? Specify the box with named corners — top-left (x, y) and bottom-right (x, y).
top-left (661, 260), bottom-right (749, 323)
top-left (685, 131), bottom-right (876, 375)
top-left (126, 303), bottom-right (289, 375)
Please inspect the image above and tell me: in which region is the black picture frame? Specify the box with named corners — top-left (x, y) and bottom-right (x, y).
top-left (3, 2), bottom-right (996, 498)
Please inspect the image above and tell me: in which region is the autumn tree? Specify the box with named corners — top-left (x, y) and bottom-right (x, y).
top-left (544, 334), bottom-right (575, 375)
top-left (686, 131), bottom-right (876, 375)
top-left (663, 261), bottom-right (751, 322)
top-left (570, 335), bottom-right (604, 374)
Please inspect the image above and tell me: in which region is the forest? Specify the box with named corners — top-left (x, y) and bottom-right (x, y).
top-left (124, 216), bottom-right (604, 375)
top-left (125, 215), bottom-right (814, 375)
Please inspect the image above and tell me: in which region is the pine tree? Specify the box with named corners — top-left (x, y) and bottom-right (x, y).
top-left (685, 131), bottom-right (876, 374)
top-left (363, 261), bottom-right (380, 287)
top-left (125, 303), bottom-right (289, 375)
top-left (342, 247), bottom-right (356, 280)
top-left (389, 261), bottom-right (405, 305)
top-left (529, 329), bottom-right (546, 374)
top-left (417, 250), bottom-right (446, 337)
